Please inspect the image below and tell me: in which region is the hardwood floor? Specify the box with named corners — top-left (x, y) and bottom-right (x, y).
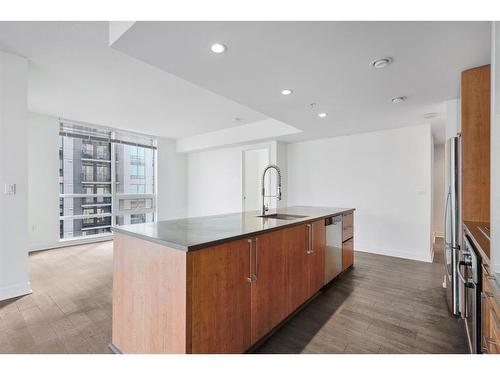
top-left (0, 238), bottom-right (467, 354)
top-left (257, 238), bottom-right (468, 353)
top-left (0, 241), bottom-right (113, 353)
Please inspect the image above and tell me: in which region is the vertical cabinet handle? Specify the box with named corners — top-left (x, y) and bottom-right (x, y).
top-left (310, 224), bottom-right (314, 254)
top-left (305, 224), bottom-right (310, 253)
top-left (254, 237), bottom-right (258, 282)
top-left (247, 239), bottom-right (253, 283)
top-left (306, 224), bottom-right (313, 255)
top-left (247, 238), bottom-right (258, 282)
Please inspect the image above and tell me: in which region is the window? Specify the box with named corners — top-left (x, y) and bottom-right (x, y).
top-left (131, 214), bottom-right (146, 224)
top-left (82, 164), bottom-right (94, 182)
top-left (82, 141), bottom-right (94, 158)
top-left (59, 122), bottom-right (157, 240)
top-left (96, 164), bottom-right (110, 182)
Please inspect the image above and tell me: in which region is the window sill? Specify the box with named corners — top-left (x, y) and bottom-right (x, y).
top-left (58, 233), bottom-right (113, 248)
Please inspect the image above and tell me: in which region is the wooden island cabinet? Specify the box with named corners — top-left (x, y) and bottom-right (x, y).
top-left (189, 220), bottom-right (326, 352)
top-left (112, 207), bottom-right (354, 354)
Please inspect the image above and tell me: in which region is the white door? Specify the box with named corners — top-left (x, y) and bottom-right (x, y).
top-left (243, 148), bottom-right (269, 212)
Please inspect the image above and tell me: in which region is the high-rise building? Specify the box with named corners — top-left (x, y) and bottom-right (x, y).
top-left (59, 122), bottom-right (156, 239)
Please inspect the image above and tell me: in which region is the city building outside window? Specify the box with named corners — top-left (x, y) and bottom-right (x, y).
top-left (59, 121), bottom-right (157, 240)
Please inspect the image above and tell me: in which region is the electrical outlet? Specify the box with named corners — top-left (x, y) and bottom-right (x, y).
top-left (4, 183), bottom-right (16, 195)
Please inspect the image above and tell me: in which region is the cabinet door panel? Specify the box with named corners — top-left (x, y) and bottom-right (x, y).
top-left (251, 230), bottom-right (288, 343)
top-left (286, 224), bottom-right (310, 312)
top-left (309, 219), bottom-right (326, 294)
top-left (189, 239), bottom-right (251, 353)
top-left (461, 65), bottom-right (490, 222)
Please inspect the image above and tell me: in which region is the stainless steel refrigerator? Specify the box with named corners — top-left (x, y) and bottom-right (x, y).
top-left (444, 135), bottom-right (461, 317)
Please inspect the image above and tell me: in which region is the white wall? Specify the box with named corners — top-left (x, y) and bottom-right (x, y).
top-left (187, 141), bottom-right (286, 217)
top-left (0, 51), bottom-right (31, 300)
top-left (156, 137), bottom-right (188, 221)
top-left (445, 99), bottom-right (460, 140)
top-left (276, 141), bottom-right (288, 209)
top-left (433, 144), bottom-right (445, 238)
top-left (28, 113), bottom-right (60, 251)
top-left (287, 124), bottom-right (433, 262)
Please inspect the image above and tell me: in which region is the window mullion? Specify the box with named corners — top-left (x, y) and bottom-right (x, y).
top-left (111, 131), bottom-right (117, 227)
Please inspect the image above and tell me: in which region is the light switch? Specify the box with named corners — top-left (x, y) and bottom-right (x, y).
top-left (4, 183), bottom-right (16, 195)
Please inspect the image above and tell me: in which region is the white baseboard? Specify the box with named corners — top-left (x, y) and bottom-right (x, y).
top-left (433, 231), bottom-right (444, 240)
top-left (0, 281), bottom-right (32, 301)
top-left (29, 235), bottom-right (113, 253)
top-left (356, 248), bottom-right (433, 263)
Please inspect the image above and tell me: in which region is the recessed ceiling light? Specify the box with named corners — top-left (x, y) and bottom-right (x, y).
top-left (391, 96), bottom-right (407, 104)
top-left (318, 112), bottom-right (328, 118)
top-left (370, 57), bottom-right (393, 69)
top-left (423, 112), bottom-right (439, 119)
top-left (210, 43), bottom-right (227, 54)
top-left (281, 89), bottom-right (293, 96)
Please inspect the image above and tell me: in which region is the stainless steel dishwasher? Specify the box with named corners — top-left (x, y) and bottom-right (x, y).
top-left (324, 215), bottom-right (343, 285)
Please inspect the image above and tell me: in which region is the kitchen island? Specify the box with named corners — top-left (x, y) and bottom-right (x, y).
top-left (111, 206), bottom-right (355, 354)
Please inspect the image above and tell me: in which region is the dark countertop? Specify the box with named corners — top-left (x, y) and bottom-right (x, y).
top-left (112, 206), bottom-right (355, 251)
top-left (463, 221), bottom-right (490, 263)
top-left (463, 221), bottom-right (500, 291)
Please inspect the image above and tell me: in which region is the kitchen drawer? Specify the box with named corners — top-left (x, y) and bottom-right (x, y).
top-left (483, 276), bottom-right (500, 318)
top-left (482, 274), bottom-right (500, 354)
top-left (342, 212), bottom-right (353, 241)
top-left (342, 238), bottom-right (354, 270)
top-left (482, 295), bottom-right (500, 354)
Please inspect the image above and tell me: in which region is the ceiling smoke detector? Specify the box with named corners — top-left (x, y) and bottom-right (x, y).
top-left (391, 96), bottom-right (407, 104)
top-left (423, 112), bottom-right (439, 119)
top-left (210, 43), bottom-right (227, 54)
top-left (370, 57), bottom-right (393, 69)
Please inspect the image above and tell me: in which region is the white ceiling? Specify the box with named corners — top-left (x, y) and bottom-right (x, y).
top-left (0, 21), bottom-right (492, 145)
top-left (112, 21), bottom-right (492, 144)
top-left (0, 21), bottom-right (267, 139)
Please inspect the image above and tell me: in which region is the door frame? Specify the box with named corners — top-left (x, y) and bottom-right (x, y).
top-left (241, 145), bottom-right (271, 213)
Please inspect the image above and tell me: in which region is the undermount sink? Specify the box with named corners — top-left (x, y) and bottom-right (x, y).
top-left (257, 213), bottom-right (308, 220)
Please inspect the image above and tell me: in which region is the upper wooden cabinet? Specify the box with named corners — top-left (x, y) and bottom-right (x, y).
top-left (461, 65), bottom-right (490, 223)
top-left (189, 238), bottom-right (252, 354)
